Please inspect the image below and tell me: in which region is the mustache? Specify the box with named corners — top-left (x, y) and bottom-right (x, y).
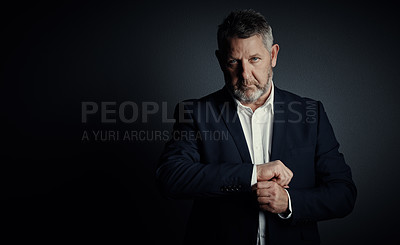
top-left (237, 78), bottom-right (259, 89)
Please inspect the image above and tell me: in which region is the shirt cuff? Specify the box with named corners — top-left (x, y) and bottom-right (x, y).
top-left (251, 164), bottom-right (258, 186)
top-left (278, 189), bottom-right (292, 219)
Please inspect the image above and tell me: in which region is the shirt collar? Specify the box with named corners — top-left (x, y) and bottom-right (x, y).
top-left (232, 80), bottom-right (275, 114)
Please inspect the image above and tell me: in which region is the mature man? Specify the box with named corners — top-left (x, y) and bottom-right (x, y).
top-left (156, 9), bottom-right (356, 245)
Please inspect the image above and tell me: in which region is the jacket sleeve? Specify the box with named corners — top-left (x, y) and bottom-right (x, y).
top-left (287, 101), bottom-right (357, 225)
top-left (156, 101), bottom-right (254, 199)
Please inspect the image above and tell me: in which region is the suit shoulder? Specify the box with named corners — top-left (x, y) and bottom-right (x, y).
top-left (276, 87), bottom-right (318, 104)
top-left (180, 88), bottom-right (227, 106)
top-left (199, 88), bottom-right (226, 102)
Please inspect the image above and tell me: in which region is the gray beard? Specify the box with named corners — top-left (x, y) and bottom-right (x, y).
top-left (233, 82), bottom-right (269, 103)
top-left (231, 69), bottom-right (273, 103)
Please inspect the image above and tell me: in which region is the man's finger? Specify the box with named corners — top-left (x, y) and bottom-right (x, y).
top-left (259, 204), bottom-right (273, 213)
top-left (256, 181), bottom-right (274, 189)
top-left (256, 188), bottom-right (274, 197)
top-left (274, 172), bottom-right (292, 187)
top-left (257, 196), bottom-right (272, 204)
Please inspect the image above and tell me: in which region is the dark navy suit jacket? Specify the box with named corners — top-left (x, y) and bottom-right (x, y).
top-left (156, 86), bottom-right (357, 245)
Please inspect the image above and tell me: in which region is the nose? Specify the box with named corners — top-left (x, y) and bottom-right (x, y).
top-left (240, 60), bottom-right (251, 80)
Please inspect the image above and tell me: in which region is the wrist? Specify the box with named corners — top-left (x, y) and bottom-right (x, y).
top-left (278, 189), bottom-right (292, 219)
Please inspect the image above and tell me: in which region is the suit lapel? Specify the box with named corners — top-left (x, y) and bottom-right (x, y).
top-left (217, 87), bottom-right (252, 164)
top-left (270, 87), bottom-right (287, 161)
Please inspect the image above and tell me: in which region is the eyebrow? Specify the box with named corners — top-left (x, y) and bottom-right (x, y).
top-left (249, 53), bottom-right (263, 58)
top-left (228, 53), bottom-right (263, 59)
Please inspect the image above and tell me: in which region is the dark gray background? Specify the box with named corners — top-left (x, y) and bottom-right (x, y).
top-left (1, 0), bottom-right (399, 244)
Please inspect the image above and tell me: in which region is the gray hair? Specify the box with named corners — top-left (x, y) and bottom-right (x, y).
top-left (217, 9), bottom-right (274, 52)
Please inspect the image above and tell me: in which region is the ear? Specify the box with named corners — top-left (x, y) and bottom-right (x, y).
top-left (215, 50), bottom-right (225, 71)
top-left (270, 44), bottom-right (280, 68)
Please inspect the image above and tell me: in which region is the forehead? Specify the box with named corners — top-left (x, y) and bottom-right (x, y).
top-left (225, 35), bottom-right (268, 56)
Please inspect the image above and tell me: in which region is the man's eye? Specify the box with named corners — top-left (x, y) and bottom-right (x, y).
top-left (250, 57), bottom-right (260, 62)
top-left (228, 59), bottom-right (238, 65)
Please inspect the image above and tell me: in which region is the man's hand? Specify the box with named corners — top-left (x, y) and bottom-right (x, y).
top-left (257, 160), bottom-right (293, 188)
top-left (255, 181), bottom-right (289, 213)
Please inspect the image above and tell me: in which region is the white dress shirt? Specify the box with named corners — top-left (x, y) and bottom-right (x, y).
top-left (233, 82), bottom-right (292, 245)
